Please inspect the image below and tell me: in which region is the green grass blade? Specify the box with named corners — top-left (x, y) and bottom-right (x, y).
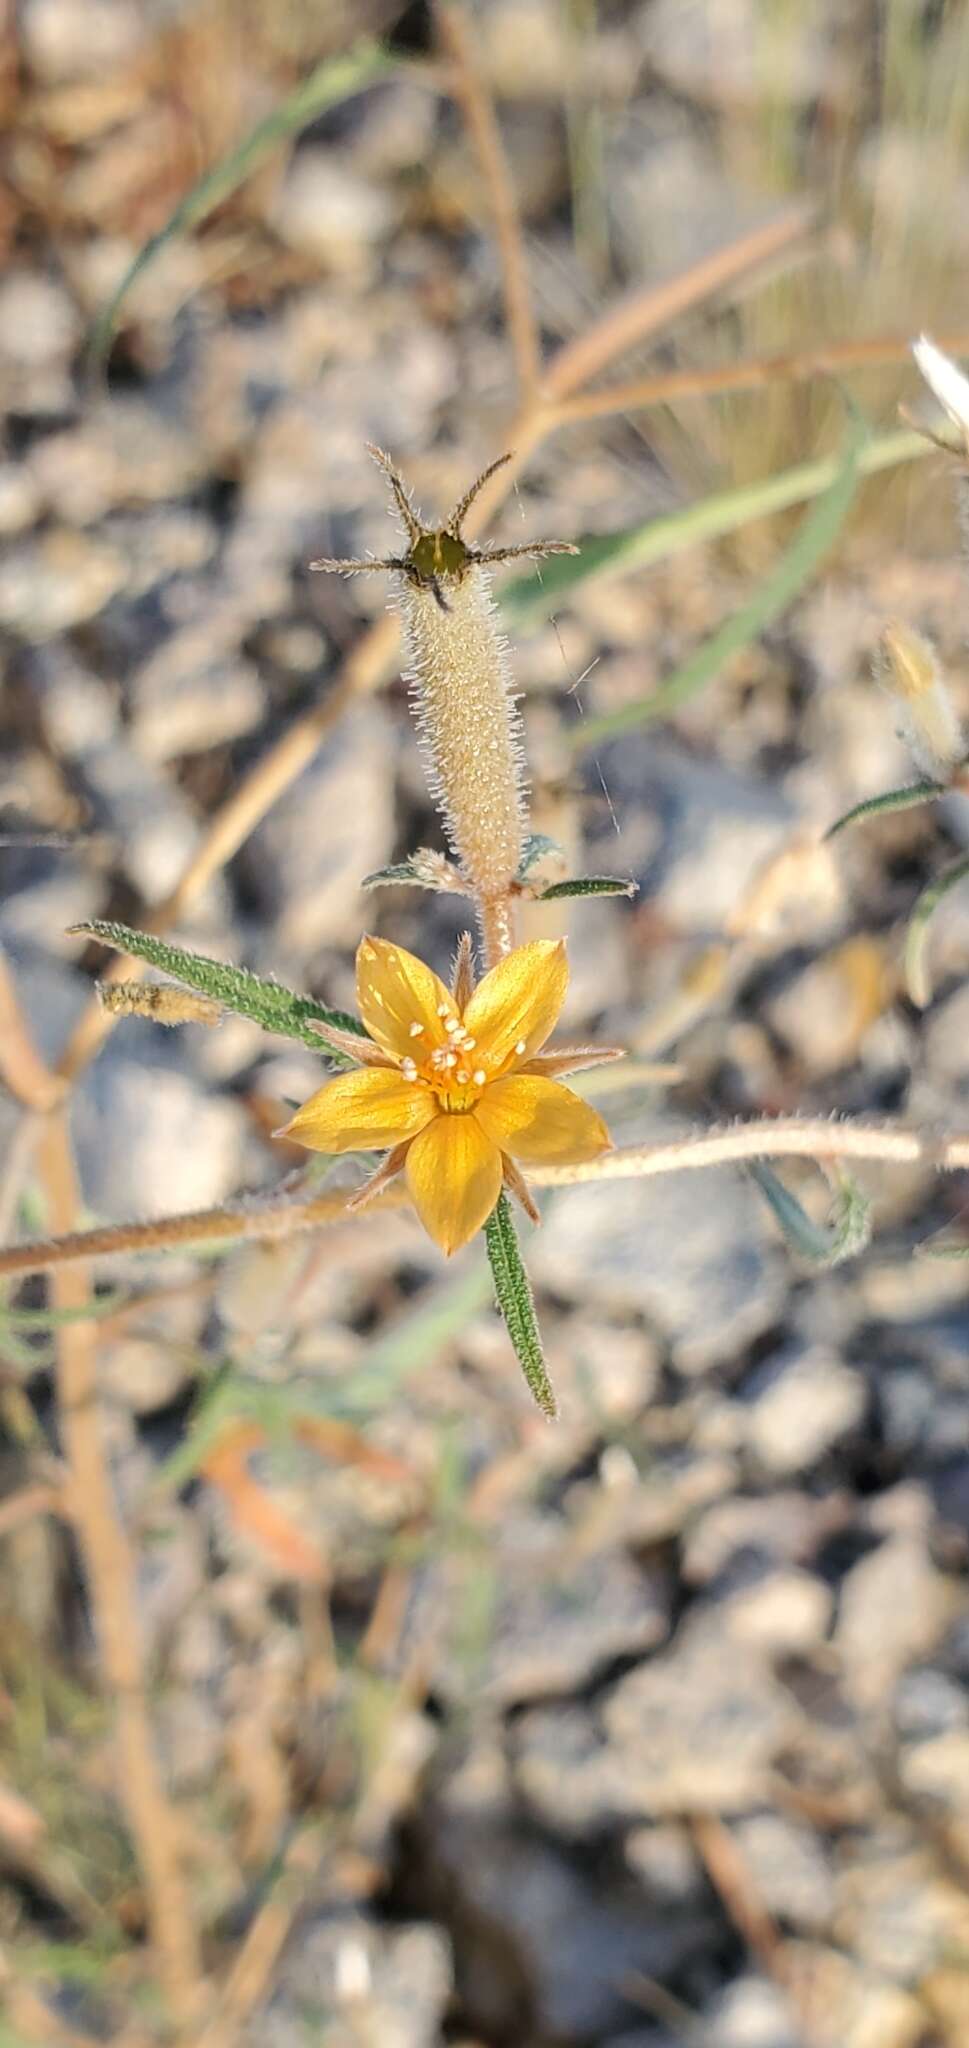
top-left (69, 919), bottom-right (365, 1051)
top-left (904, 851), bottom-right (969, 1008)
top-left (484, 1194), bottom-right (555, 1419)
top-left (825, 780), bottom-right (944, 839)
top-left (566, 413), bottom-right (868, 751)
top-left (501, 425), bottom-right (921, 629)
top-left (87, 41), bottom-right (394, 363)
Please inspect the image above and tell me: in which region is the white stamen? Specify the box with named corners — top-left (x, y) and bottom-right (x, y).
top-left (444, 1051), bottom-right (458, 1068)
top-left (515, 1038), bottom-right (527, 1055)
top-left (400, 1057), bottom-right (417, 1080)
top-left (473, 1068), bottom-right (486, 1086)
top-left (409, 1021), bottom-right (424, 1037)
top-left (456, 1067), bottom-right (470, 1083)
top-left (437, 1003), bottom-right (451, 1018)
top-left (463, 1037), bottom-right (476, 1050)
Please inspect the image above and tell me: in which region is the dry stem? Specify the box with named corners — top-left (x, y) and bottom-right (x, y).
top-left (2, 1116), bottom-right (967, 1280)
top-left (553, 328), bottom-right (969, 424)
top-left (434, 0), bottom-right (541, 403)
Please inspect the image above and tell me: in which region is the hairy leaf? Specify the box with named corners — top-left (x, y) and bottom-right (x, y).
top-left (750, 1161), bottom-right (873, 1267)
top-left (484, 1193), bottom-right (556, 1419)
top-left (904, 852), bottom-right (969, 1008)
top-left (825, 779), bottom-right (943, 840)
top-left (538, 875), bottom-right (637, 900)
top-left (70, 920), bottom-right (365, 1053)
top-left (516, 833), bottom-right (565, 880)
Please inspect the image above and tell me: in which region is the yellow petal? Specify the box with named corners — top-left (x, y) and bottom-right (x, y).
top-left (405, 1114), bottom-right (502, 1255)
top-left (355, 936), bottom-right (453, 1062)
top-left (462, 939), bottom-right (568, 1070)
top-left (278, 1069), bottom-right (435, 1152)
top-left (474, 1074), bottom-right (611, 1165)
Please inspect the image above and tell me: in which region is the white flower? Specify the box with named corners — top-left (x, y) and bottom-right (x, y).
top-left (912, 335), bottom-right (969, 452)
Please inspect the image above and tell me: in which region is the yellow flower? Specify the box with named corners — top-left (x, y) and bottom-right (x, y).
top-left (278, 936), bottom-right (616, 1256)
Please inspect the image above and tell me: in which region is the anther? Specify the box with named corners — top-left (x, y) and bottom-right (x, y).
top-left (444, 1052), bottom-right (458, 1068)
top-left (400, 1057), bottom-right (417, 1080)
top-left (456, 1067), bottom-right (470, 1084)
top-left (515, 1038), bottom-right (527, 1055)
top-left (473, 1068), bottom-right (486, 1086)
top-left (409, 1022), bottom-right (424, 1038)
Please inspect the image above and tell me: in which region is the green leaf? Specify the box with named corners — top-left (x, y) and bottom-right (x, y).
top-left (538, 875), bottom-right (637, 900)
top-left (501, 424), bottom-right (922, 629)
top-left (362, 861), bottom-right (428, 888)
top-left (564, 412), bottom-right (868, 750)
top-left (516, 833), bottom-right (565, 880)
top-left (484, 1194), bottom-right (555, 1419)
top-left (69, 920), bottom-right (366, 1053)
top-left (904, 851), bottom-right (969, 1008)
top-left (750, 1161), bottom-right (872, 1268)
top-left (87, 41), bottom-right (394, 363)
top-left (825, 780), bottom-right (944, 840)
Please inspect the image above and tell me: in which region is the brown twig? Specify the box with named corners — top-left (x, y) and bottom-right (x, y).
top-left (37, 1116), bottom-right (207, 2033)
top-left (2, 1115), bottom-right (967, 1280)
top-left (0, 946), bottom-right (65, 1111)
top-left (434, 0), bottom-right (541, 404)
top-left (552, 328), bottom-right (969, 425)
top-left (543, 204), bottom-right (818, 402)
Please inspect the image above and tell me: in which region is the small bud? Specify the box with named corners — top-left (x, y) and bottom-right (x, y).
top-left (97, 981), bottom-right (223, 1027)
top-left (879, 621), bottom-right (965, 779)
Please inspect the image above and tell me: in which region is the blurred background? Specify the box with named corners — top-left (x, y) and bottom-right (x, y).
top-left (1, 1), bottom-right (969, 2043)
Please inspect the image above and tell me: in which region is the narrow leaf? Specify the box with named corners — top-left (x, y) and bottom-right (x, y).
top-left (362, 861), bottom-right (428, 888)
top-left (566, 413), bottom-right (868, 749)
top-left (538, 875), bottom-right (637, 900)
top-left (904, 852), bottom-right (969, 1008)
top-left (516, 833), bottom-right (565, 880)
top-left (750, 1161), bottom-right (872, 1268)
top-left (69, 919), bottom-right (365, 1052)
top-left (484, 1194), bottom-right (556, 1419)
top-left (501, 425), bottom-right (921, 628)
top-left (87, 41), bottom-right (393, 362)
top-left (825, 780), bottom-right (943, 840)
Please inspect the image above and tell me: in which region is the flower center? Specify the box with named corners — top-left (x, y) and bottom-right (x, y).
top-left (394, 1003), bottom-right (527, 1113)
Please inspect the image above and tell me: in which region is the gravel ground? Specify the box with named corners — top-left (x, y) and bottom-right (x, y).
top-left (1, 4), bottom-right (969, 2045)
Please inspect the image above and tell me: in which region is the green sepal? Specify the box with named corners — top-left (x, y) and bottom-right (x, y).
top-left (484, 1194), bottom-right (556, 1419)
top-left (68, 919), bottom-right (366, 1055)
top-left (903, 851), bottom-right (969, 1008)
top-left (516, 833), bottom-right (565, 880)
top-left (825, 780), bottom-right (944, 841)
top-left (750, 1161), bottom-right (872, 1268)
top-left (538, 875), bottom-right (638, 901)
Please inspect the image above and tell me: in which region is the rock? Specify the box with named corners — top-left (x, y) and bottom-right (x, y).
top-left (742, 1344), bottom-right (867, 1475)
top-left (22, 0), bottom-right (145, 82)
top-left (833, 1841), bottom-right (969, 1986)
top-left (682, 1490), bottom-right (847, 1586)
top-left (436, 1511), bottom-right (669, 1706)
top-left (732, 1814), bottom-right (834, 1933)
top-left (531, 1136), bottom-right (785, 1373)
top-left (591, 736), bottom-right (795, 935)
top-left (0, 269), bottom-right (81, 412)
top-left (130, 640), bottom-right (264, 761)
top-left (0, 530), bottom-right (127, 640)
top-left (0, 463), bottom-right (41, 535)
top-left (835, 1536), bottom-right (960, 1713)
top-left (722, 1567), bottom-right (833, 1657)
top-left (702, 1974), bottom-right (800, 2048)
top-left (243, 707), bottom-right (395, 958)
top-left (27, 399), bottom-right (211, 520)
top-left (26, 644), bottom-right (119, 756)
top-left (73, 1053), bottom-right (246, 1220)
top-left (273, 155), bottom-right (398, 275)
top-left (785, 1942), bottom-right (924, 2048)
top-left (74, 740), bottom-right (201, 900)
top-left (418, 1810), bottom-right (703, 2042)
top-left (624, 1823), bottom-right (706, 1908)
top-left (765, 936), bottom-right (896, 1076)
top-left (253, 1913), bottom-right (452, 2048)
top-left (602, 1619), bottom-right (799, 1815)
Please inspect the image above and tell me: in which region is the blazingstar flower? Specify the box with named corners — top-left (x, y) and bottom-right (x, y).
top-left (278, 935), bottom-right (617, 1256)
